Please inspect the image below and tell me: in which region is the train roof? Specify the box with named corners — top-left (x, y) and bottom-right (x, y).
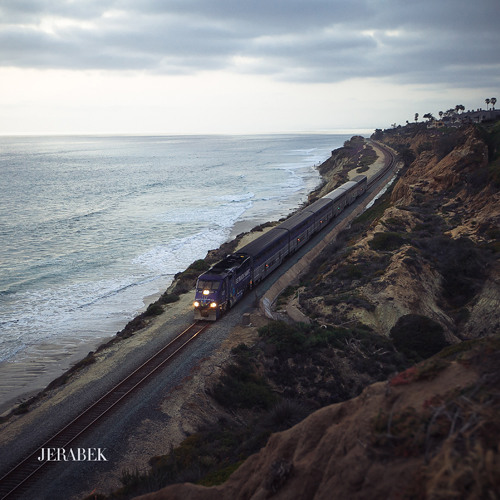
top-left (238, 227), bottom-right (288, 257)
top-left (321, 175), bottom-right (367, 202)
top-left (337, 175), bottom-right (367, 191)
top-left (211, 253), bottom-right (248, 271)
top-left (199, 253), bottom-right (249, 279)
top-left (341, 180), bottom-right (362, 191)
top-left (322, 186), bottom-right (348, 202)
top-left (276, 209), bottom-right (315, 230)
top-left (304, 197), bottom-right (332, 215)
top-left (351, 174), bottom-right (367, 183)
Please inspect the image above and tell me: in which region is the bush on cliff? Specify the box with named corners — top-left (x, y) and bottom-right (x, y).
top-left (369, 231), bottom-right (407, 251)
top-left (211, 344), bottom-right (277, 410)
top-left (415, 236), bottom-right (489, 308)
top-left (144, 304), bottom-right (162, 316)
top-left (390, 314), bottom-right (448, 360)
top-left (160, 292), bottom-right (180, 304)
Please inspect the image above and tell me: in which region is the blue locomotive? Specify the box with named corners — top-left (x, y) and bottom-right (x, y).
top-left (194, 175), bottom-right (367, 320)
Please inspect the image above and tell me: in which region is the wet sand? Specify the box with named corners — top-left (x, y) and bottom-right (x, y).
top-left (0, 337), bottom-right (111, 415)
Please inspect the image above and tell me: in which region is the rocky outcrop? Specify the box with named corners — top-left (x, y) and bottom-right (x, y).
top-left (390, 126), bottom-right (489, 203)
top-left (311, 136), bottom-right (376, 200)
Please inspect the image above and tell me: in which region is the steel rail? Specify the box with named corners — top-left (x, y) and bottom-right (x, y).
top-left (366, 140), bottom-right (398, 188)
top-left (0, 321), bottom-right (209, 499)
top-left (0, 140), bottom-right (399, 499)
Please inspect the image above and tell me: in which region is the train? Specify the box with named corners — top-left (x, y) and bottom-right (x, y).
top-left (193, 174), bottom-right (368, 320)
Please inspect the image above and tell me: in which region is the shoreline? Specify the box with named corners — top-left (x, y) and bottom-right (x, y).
top-left (0, 136), bottom-right (378, 417)
top-left (0, 175), bottom-right (320, 416)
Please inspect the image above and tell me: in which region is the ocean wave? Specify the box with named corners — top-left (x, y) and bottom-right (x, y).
top-left (74, 276), bottom-right (160, 310)
top-left (133, 227), bottom-right (229, 275)
top-left (0, 340), bottom-right (27, 364)
top-left (0, 276), bottom-right (149, 340)
top-left (161, 200), bottom-right (252, 229)
top-left (215, 192), bottom-right (255, 203)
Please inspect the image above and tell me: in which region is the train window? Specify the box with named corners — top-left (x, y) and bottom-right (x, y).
top-left (197, 280), bottom-right (220, 290)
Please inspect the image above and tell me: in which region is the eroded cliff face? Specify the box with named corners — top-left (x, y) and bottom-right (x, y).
top-left (300, 125), bottom-right (499, 341)
top-left (310, 136), bottom-right (377, 199)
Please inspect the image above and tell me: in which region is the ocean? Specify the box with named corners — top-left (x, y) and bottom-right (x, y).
top-left (0, 133), bottom-right (352, 407)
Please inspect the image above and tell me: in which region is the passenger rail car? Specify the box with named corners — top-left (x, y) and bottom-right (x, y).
top-left (194, 175), bottom-right (367, 320)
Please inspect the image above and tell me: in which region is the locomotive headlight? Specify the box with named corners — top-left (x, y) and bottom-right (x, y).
top-left (203, 289), bottom-right (210, 295)
top-left (193, 301), bottom-right (200, 308)
top-left (210, 302), bottom-right (217, 308)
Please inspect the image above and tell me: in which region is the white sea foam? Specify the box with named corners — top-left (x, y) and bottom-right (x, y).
top-left (133, 227), bottom-right (229, 275)
top-left (161, 200), bottom-right (253, 229)
top-left (215, 192), bottom-right (255, 203)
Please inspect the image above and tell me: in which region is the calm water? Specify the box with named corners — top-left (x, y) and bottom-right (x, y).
top-left (0, 133), bottom-right (351, 404)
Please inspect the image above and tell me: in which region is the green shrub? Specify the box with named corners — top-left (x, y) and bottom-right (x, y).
top-left (211, 348), bottom-right (277, 410)
top-left (333, 264), bottom-right (363, 280)
top-left (415, 236), bottom-right (488, 308)
top-left (258, 321), bottom-right (309, 354)
top-left (144, 302), bottom-right (163, 316)
top-left (198, 461), bottom-right (244, 486)
top-left (160, 292), bottom-right (180, 304)
top-left (189, 259), bottom-right (210, 272)
top-left (369, 232), bottom-right (406, 251)
top-left (212, 373), bottom-right (276, 410)
top-left (390, 314), bottom-right (448, 360)
top-left (352, 191), bottom-right (392, 227)
top-left (417, 142), bottom-right (432, 155)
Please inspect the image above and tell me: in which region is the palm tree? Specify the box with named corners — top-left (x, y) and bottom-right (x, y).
top-left (439, 111), bottom-right (443, 119)
top-left (491, 97), bottom-right (497, 110)
top-left (485, 98), bottom-right (491, 110)
top-left (414, 113), bottom-right (419, 123)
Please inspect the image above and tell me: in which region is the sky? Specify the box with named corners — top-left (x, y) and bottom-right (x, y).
top-left (0, 0), bottom-right (499, 135)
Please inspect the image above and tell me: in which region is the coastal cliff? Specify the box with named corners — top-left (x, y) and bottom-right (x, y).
top-left (88, 123), bottom-right (499, 500)
top-left (299, 124), bottom-right (499, 343)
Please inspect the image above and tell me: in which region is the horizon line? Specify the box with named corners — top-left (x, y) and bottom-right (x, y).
top-left (0, 128), bottom-right (376, 138)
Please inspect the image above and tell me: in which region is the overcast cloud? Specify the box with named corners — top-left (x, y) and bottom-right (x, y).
top-left (1, 0), bottom-right (499, 135)
top-left (1, 0), bottom-right (499, 85)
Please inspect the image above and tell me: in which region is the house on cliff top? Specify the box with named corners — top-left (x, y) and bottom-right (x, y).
top-left (429, 108), bottom-right (500, 128)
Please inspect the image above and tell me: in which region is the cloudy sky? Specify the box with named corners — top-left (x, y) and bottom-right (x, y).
top-left (1, 0), bottom-right (499, 135)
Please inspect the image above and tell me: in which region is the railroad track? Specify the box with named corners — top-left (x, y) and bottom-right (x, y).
top-left (366, 140), bottom-right (398, 188)
top-left (0, 321), bottom-right (210, 500)
top-left (0, 140), bottom-right (399, 500)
